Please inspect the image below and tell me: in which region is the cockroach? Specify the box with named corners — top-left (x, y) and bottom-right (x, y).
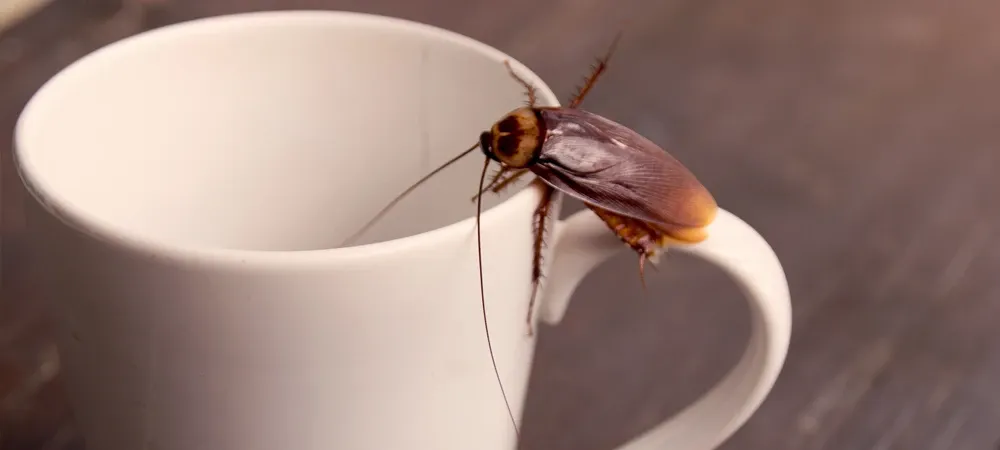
top-left (341, 33), bottom-right (718, 438)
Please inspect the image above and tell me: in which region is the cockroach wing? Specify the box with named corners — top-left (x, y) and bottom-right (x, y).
top-left (531, 108), bottom-right (717, 230)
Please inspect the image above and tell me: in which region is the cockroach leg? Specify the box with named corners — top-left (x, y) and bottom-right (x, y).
top-left (471, 168), bottom-right (531, 202)
top-left (568, 31), bottom-right (623, 109)
top-left (503, 60), bottom-right (538, 107)
top-left (584, 203), bottom-right (676, 298)
top-left (472, 167), bottom-right (510, 202)
top-left (526, 182), bottom-right (556, 336)
top-left (472, 167), bottom-right (511, 202)
top-left (638, 254), bottom-right (649, 291)
top-left (489, 168), bottom-right (530, 194)
top-left (637, 251), bottom-right (662, 291)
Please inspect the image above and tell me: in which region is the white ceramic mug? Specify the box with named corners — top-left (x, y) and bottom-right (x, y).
top-left (14, 11), bottom-right (791, 450)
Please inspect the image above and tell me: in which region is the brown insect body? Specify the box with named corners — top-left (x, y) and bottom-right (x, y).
top-left (479, 105), bottom-right (716, 293)
top-left (482, 106), bottom-right (716, 243)
top-left (341, 33), bottom-right (717, 441)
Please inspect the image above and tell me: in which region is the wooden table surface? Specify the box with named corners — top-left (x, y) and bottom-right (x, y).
top-left (3, 1), bottom-right (1000, 449)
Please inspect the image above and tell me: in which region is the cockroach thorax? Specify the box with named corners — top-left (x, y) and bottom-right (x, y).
top-left (486, 107), bottom-right (547, 169)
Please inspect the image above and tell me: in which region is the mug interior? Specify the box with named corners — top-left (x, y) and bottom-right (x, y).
top-left (15, 12), bottom-right (557, 252)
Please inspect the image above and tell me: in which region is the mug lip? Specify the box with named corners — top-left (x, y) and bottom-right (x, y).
top-left (13, 10), bottom-right (561, 268)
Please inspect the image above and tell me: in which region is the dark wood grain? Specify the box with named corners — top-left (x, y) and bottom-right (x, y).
top-left (4, 0), bottom-right (1000, 449)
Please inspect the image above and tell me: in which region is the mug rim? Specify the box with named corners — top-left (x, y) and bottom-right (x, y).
top-left (14, 10), bottom-right (560, 268)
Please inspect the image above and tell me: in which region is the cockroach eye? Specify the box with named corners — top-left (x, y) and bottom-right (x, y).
top-left (479, 131), bottom-right (498, 161)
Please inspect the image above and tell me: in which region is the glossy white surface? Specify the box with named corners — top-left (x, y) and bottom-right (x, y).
top-left (15, 11), bottom-right (790, 450)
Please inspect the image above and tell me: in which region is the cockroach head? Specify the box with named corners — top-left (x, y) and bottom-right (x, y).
top-left (479, 131), bottom-right (497, 162)
top-left (479, 107), bottom-right (546, 169)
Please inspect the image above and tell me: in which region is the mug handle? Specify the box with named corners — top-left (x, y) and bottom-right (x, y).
top-left (537, 207), bottom-right (792, 450)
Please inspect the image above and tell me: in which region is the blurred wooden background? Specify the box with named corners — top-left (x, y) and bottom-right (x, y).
top-left (3, 0), bottom-right (1000, 449)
